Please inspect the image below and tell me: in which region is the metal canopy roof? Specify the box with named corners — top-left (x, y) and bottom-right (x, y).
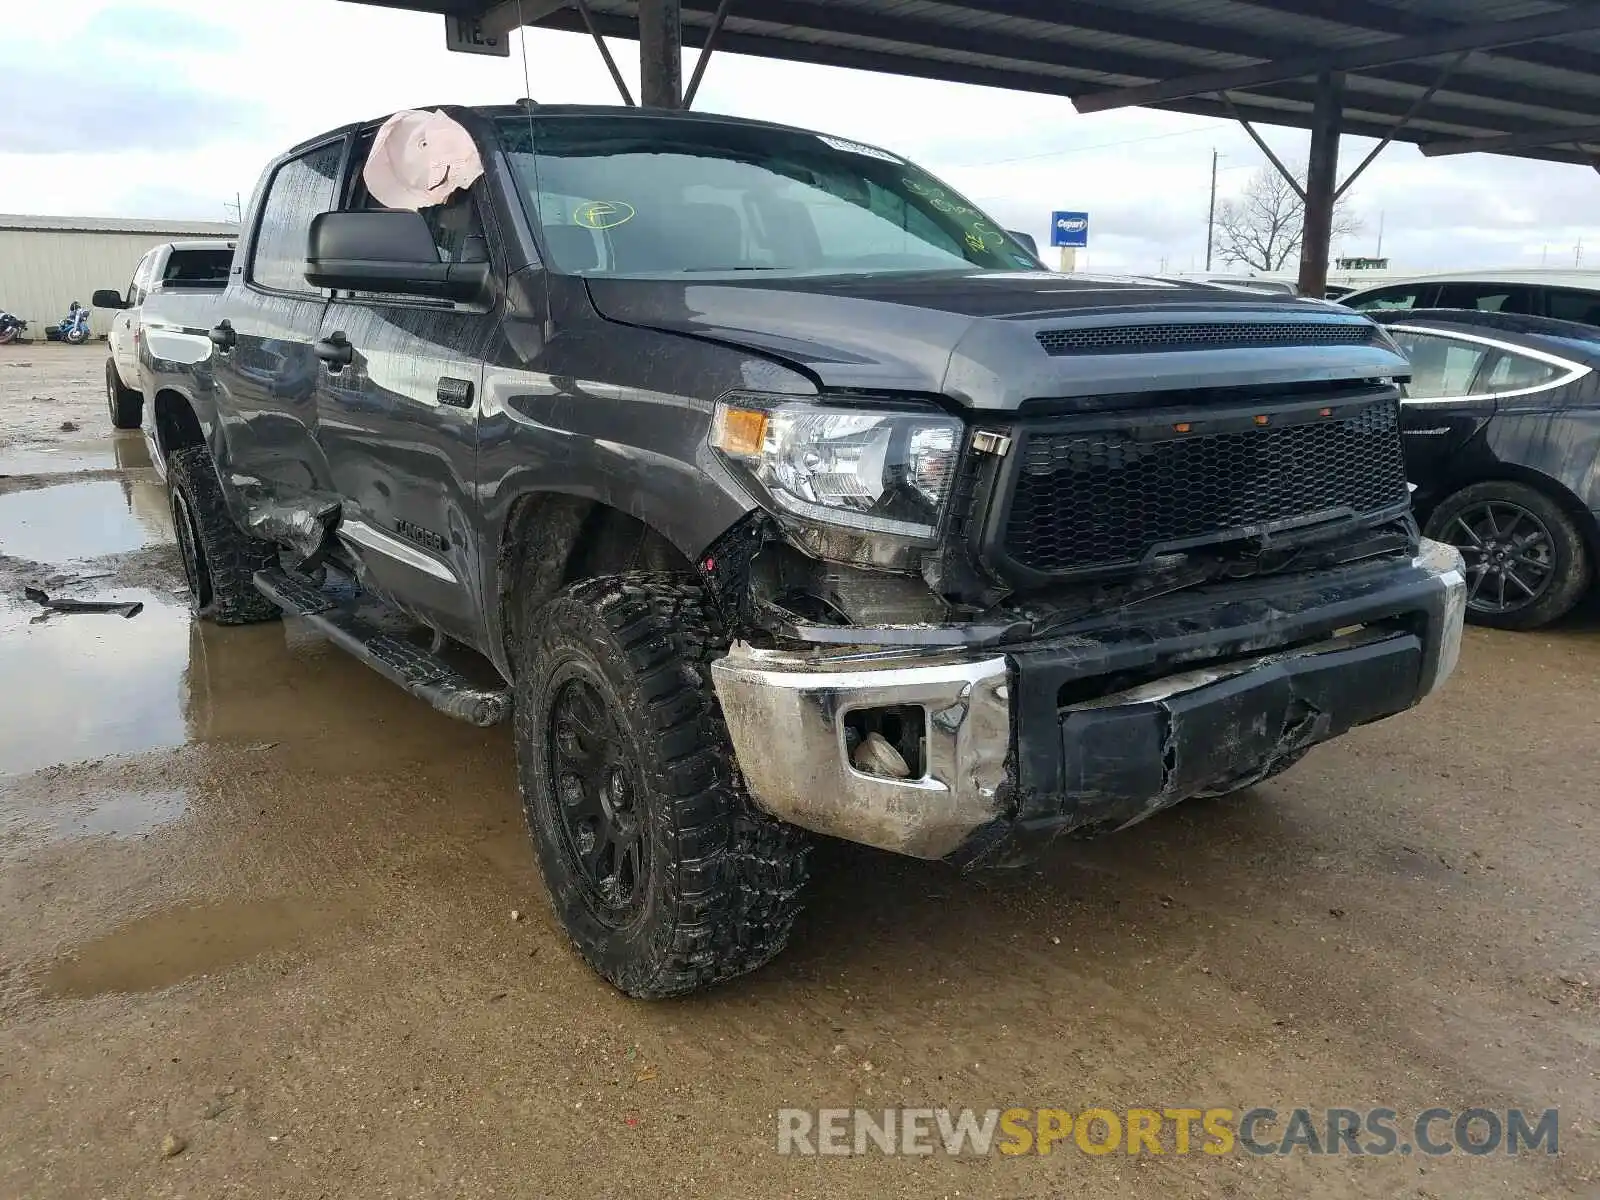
top-left (352, 0), bottom-right (1600, 167)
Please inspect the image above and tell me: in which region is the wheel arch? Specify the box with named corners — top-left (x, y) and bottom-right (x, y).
top-left (151, 387), bottom-right (207, 463)
top-left (1420, 462), bottom-right (1600, 562)
top-left (494, 491), bottom-right (697, 675)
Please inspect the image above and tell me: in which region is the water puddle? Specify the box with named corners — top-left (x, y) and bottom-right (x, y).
top-left (0, 477), bottom-right (169, 563)
top-left (0, 587), bottom-right (192, 776)
top-left (1, 787), bottom-right (187, 842)
top-left (40, 895), bottom-right (363, 997)
top-left (0, 432), bottom-right (150, 477)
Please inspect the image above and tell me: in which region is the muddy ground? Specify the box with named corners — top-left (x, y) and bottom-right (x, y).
top-left (0, 342), bottom-right (1596, 1199)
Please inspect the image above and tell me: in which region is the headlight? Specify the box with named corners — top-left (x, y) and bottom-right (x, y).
top-left (710, 396), bottom-right (963, 539)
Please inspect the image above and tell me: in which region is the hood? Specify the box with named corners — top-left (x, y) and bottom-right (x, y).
top-left (585, 270), bottom-right (1411, 411)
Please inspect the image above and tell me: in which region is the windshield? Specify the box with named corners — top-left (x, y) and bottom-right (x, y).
top-left (497, 115), bottom-right (1038, 278)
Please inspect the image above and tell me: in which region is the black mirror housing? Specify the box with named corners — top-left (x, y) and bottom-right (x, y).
top-left (91, 289), bottom-right (128, 310)
top-left (305, 210), bottom-right (487, 302)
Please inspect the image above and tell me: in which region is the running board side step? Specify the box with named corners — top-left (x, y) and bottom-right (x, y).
top-left (252, 569), bottom-right (510, 727)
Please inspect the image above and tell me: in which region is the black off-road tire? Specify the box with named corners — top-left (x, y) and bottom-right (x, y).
top-left (1425, 480), bottom-right (1590, 630)
top-left (515, 573), bottom-right (810, 998)
top-left (167, 446), bottom-right (280, 625)
top-left (106, 359), bottom-right (142, 429)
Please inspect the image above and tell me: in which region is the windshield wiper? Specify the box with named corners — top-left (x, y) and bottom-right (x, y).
top-left (678, 266), bottom-right (790, 272)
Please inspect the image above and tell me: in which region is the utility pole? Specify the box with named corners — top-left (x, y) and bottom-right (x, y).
top-left (1205, 148), bottom-right (1218, 271)
top-left (1375, 210), bottom-right (1385, 258)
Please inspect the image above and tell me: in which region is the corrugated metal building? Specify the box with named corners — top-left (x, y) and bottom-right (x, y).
top-left (0, 215), bottom-right (239, 339)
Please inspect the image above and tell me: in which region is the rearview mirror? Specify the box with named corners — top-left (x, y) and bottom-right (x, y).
top-left (305, 209), bottom-right (487, 302)
top-left (91, 289), bottom-right (128, 310)
top-left (1007, 230), bottom-right (1039, 257)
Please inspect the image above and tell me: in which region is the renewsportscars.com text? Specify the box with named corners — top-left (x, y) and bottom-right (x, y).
top-left (777, 1106), bottom-right (1559, 1157)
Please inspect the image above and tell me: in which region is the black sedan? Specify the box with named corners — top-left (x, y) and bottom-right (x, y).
top-left (1370, 309), bottom-right (1600, 628)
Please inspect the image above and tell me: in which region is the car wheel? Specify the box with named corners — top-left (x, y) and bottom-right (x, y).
top-left (166, 446), bottom-right (281, 625)
top-left (514, 573), bottom-right (810, 998)
top-left (105, 360), bottom-right (143, 429)
top-left (1425, 480), bottom-right (1591, 630)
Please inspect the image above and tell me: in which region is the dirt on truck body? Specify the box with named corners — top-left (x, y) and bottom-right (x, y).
top-left (127, 102), bottom-right (1464, 997)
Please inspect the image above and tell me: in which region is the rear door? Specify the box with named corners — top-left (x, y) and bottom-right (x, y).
top-left (1388, 326), bottom-right (1577, 510)
top-left (1388, 325), bottom-right (1502, 491)
top-left (217, 136), bottom-right (347, 517)
top-left (312, 130), bottom-right (497, 645)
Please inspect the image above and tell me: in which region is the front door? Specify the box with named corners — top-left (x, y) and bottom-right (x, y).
top-left (314, 185), bottom-right (495, 647)
top-left (110, 250), bottom-right (153, 382)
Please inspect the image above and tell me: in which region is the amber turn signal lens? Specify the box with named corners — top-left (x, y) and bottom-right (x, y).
top-left (1254, 414), bottom-right (1270, 425)
top-left (711, 405), bottom-right (769, 457)
top-left (1173, 422), bottom-right (1192, 433)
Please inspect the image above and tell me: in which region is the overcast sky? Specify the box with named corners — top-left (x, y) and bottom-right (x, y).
top-left (3, 0), bottom-right (1597, 274)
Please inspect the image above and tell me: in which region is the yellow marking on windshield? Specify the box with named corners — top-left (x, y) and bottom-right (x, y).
top-left (574, 200), bottom-right (636, 230)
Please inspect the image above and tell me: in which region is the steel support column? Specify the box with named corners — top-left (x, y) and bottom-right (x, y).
top-left (1298, 71), bottom-right (1343, 299)
top-left (639, 0), bottom-right (683, 107)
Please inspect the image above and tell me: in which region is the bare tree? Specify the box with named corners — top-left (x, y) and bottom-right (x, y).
top-left (1214, 166), bottom-right (1363, 272)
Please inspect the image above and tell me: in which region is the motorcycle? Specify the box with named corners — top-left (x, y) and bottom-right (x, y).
top-left (0, 310), bottom-right (26, 345)
top-left (48, 301), bottom-right (91, 345)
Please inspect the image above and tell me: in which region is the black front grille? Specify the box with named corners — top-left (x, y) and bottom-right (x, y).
top-left (1035, 321), bottom-right (1377, 356)
top-left (1001, 398), bottom-right (1408, 576)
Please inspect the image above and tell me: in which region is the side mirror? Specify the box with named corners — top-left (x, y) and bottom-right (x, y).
top-left (305, 210), bottom-right (488, 302)
top-left (1007, 230), bottom-right (1039, 257)
top-left (92, 289), bottom-right (128, 310)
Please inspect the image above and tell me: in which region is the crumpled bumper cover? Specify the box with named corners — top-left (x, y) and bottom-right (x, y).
top-left (712, 540), bottom-right (1466, 866)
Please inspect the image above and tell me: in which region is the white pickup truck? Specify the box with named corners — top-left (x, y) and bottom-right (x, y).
top-left (93, 239), bottom-right (234, 429)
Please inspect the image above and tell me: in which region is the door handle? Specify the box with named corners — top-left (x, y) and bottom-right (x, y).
top-left (437, 377), bottom-right (474, 408)
top-left (208, 320), bottom-right (236, 351)
top-left (315, 332), bottom-right (353, 369)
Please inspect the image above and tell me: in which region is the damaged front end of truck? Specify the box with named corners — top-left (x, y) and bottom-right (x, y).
top-left (696, 313), bottom-right (1467, 868)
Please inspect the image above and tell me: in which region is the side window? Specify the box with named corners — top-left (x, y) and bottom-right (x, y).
top-left (1478, 350), bottom-right (1563, 394)
top-left (1545, 288), bottom-right (1600, 326)
top-left (249, 140), bottom-right (345, 293)
top-left (1433, 282), bottom-right (1534, 314)
top-left (345, 128), bottom-right (489, 267)
top-left (1389, 330), bottom-right (1493, 400)
top-left (127, 251), bottom-right (155, 305)
top-left (1348, 284), bottom-right (1432, 311)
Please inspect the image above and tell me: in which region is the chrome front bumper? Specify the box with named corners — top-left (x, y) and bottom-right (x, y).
top-left (711, 539), bottom-right (1467, 862)
top-left (711, 648), bottom-right (1011, 859)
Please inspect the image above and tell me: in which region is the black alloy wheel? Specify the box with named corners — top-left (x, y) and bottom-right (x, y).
top-left (1445, 499), bottom-right (1555, 617)
top-left (1424, 479), bottom-right (1591, 630)
top-left (546, 671), bottom-right (649, 926)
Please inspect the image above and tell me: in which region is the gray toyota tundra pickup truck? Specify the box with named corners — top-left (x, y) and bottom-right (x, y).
top-left (135, 103), bottom-right (1466, 997)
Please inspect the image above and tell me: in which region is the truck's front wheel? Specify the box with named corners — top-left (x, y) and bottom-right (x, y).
top-left (105, 360), bottom-right (142, 429)
top-left (514, 574), bottom-right (809, 998)
top-left (167, 446), bottom-right (280, 625)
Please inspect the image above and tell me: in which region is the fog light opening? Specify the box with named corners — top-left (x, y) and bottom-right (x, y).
top-left (844, 705), bottom-right (926, 780)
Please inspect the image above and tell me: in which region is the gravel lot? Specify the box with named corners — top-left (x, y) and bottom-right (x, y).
top-left (1, 342), bottom-right (1596, 1198)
